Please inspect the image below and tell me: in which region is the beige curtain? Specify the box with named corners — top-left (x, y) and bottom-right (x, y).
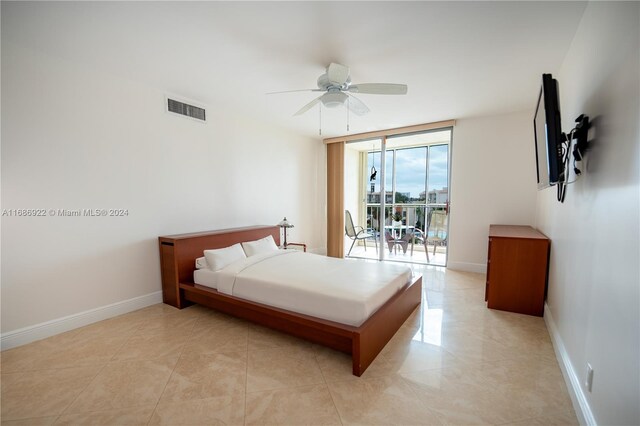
top-left (326, 142), bottom-right (344, 258)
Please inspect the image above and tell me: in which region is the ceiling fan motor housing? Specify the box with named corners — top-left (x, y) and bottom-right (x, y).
top-left (282, 62), bottom-right (406, 116)
top-left (317, 73), bottom-right (351, 91)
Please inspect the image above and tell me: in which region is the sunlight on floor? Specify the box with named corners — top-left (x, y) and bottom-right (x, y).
top-left (411, 306), bottom-right (444, 347)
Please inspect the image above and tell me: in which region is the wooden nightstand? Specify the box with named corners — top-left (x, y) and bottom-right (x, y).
top-left (284, 242), bottom-right (307, 252)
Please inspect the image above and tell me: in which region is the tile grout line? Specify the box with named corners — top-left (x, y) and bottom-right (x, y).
top-left (56, 312), bottom-right (164, 422)
top-left (243, 324), bottom-right (249, 426)
top-left (55, 361), bottom-right (110, 419)
top-left (314, 351), bottom-right (345, 426)
top-left (244, 380), bottom-right (332, 396)
top-left (107, 325), bottom-right (145, 363)
top-left (145, 310), bottom-right (201, 426)
top-left (0, 323), bottom-right (142, 376)
top-left (396, 372), bottom-right (451, 425)
top-left (0, 310), bottom-right (156, 422)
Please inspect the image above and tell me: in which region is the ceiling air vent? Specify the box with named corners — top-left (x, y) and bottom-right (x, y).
top-left (166, 97), bottom-right (207, 122)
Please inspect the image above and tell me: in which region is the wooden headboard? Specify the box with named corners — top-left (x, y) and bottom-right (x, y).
top-left (158, 226), bottom-right (280, 308)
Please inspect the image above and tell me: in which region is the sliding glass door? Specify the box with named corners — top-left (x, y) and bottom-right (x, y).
top-left (386, 135), bottom-right (450, 266)
top-left (344, 128), bottom-right (451, 265)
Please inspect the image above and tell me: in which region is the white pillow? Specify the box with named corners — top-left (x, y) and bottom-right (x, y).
top-left (203, 243), bottom-right (246, 271)
top-left (195, 257), bottom-right (208, 270)
top-left (242, 235), bottom-right (279, 257)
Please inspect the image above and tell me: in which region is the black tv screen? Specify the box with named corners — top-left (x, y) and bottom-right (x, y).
top-left (534, 73), bottom-right (564, 189)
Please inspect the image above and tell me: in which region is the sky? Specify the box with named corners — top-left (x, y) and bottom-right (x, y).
top-left (368, 144), bottom-right (448, 201)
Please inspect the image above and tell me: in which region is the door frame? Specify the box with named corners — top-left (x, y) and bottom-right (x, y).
top-left (325, 120), bottom-right (455, 259)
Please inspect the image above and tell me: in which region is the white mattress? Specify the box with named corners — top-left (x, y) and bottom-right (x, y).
top-left (193, 268), bottom-right (219, 289)
top-left (212, 250), bottom-right (412, 326)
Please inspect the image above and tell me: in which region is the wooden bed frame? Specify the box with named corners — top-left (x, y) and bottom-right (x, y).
top-left (158, 225), bottom-right (422, 376)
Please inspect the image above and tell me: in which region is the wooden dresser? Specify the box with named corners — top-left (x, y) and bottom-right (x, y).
top-left (485, 225), bottom-right (550, 316)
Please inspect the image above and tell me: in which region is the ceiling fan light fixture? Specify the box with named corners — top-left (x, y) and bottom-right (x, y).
top-left (268, 62), bottom-right (408, 117)
top-left (321, 92), bottom-right (348, 108)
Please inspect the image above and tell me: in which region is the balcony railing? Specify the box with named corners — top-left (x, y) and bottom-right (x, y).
top-left (365, 204), bottom-right (447, 236)
top-left (351, 204), bottom-right (448, 265)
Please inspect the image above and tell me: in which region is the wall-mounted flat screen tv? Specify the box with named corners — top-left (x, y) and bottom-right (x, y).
top-left (534, 73), bottom-right (564, 189)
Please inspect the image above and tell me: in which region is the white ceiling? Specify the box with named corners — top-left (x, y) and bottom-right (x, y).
top-left (2, 1), bottom-right (587, 139)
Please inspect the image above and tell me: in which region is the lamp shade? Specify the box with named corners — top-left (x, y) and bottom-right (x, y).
top-left (277, 217), bottom-right (294, 228)
top-left (321, 91), bottom-right (348, 108)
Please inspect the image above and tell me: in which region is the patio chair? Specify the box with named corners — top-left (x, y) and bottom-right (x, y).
top-left (411, 210), bottom-right (448, 260)
top-left (345, 210), bottom-right (378, 257)
top-left (427, 210), bottom-right (448, 255)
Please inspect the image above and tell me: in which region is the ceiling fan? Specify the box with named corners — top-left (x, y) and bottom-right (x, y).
top-left (269, 63), bottom-right (408, 116)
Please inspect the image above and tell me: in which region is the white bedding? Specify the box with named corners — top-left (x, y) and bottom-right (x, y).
top-left (193, 268), bottom-right (219, 289)
top-left (195, 250), bottom-right (412, 326)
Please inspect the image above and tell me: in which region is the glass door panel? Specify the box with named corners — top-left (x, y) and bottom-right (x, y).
top-left (394, 147), bottom-right (427, 205)
top-left (345, 139), bottom-right (382, 261)
top-left (385, 130), bottom-right (451, 266)
top-left (384, 150), bottom-right (394, 204)
top-left (344, 129), bottom-right (451, 266)
top-left (365, 142), bottom-right (383, 242)
top-left (427, 144), bottom-right (449, 206)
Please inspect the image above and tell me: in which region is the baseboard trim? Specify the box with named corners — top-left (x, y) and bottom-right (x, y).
top-left (446, 261), bottom-right (486, 273)
top-left (544, 302), bottom-right (597, 426)
top-left (1, 291), bottom-right (163, 350)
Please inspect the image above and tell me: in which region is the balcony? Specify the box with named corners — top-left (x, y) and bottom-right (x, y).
top-left (348, 204), bottom-right (447, 266)
top-left (346, 236), bottom-right (447, 266)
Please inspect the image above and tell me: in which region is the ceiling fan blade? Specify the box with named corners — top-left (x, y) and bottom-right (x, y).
top-left (327, 63), bottom-right (350, 86)
top-left (346, 94), bottom-right (370, 116)
top-left (348, 83), bottom-right (408, 95)
top-left (266, 88), bottom-right (321, 95)
top-left (293, 95), bottom-right (322, 116)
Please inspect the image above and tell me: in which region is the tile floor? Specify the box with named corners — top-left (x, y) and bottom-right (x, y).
top-left (1, 266), bottom-right (578, 425)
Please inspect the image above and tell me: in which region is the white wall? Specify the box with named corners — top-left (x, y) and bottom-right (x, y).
top-left (1, 40), bottom-right (324, 336)
top-left (448, 111), bottom-right (538, 272)
top-left (535, 3), bottom-right (639, 425)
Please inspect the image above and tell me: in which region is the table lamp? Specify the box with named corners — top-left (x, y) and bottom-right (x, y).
top-left (277, 217), bottom-right (294, 248)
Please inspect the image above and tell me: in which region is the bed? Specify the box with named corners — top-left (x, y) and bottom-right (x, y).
top-left (158, 225), bottom-right (422, 376)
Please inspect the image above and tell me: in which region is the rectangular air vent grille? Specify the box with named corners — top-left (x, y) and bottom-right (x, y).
top-left (167, 98), bottom-right (206, 122)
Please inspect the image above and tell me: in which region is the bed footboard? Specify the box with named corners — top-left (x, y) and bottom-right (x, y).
top-left (181, 282), bottom-right (354, 354)
top-left (352, 275), bottom-right (422, 376)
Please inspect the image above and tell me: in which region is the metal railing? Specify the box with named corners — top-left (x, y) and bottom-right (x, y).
top-left (365, 204), bottom-right (446, 238)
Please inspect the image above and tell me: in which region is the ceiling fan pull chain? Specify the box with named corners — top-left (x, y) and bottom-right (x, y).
top-left (319, 104), bottom-right (322, 136)
top-left (347, 98), bottom-right (350, 132)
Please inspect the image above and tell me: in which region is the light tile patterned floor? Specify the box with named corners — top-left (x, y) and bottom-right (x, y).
top-left (1, 266), bottom-right (578, 425)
